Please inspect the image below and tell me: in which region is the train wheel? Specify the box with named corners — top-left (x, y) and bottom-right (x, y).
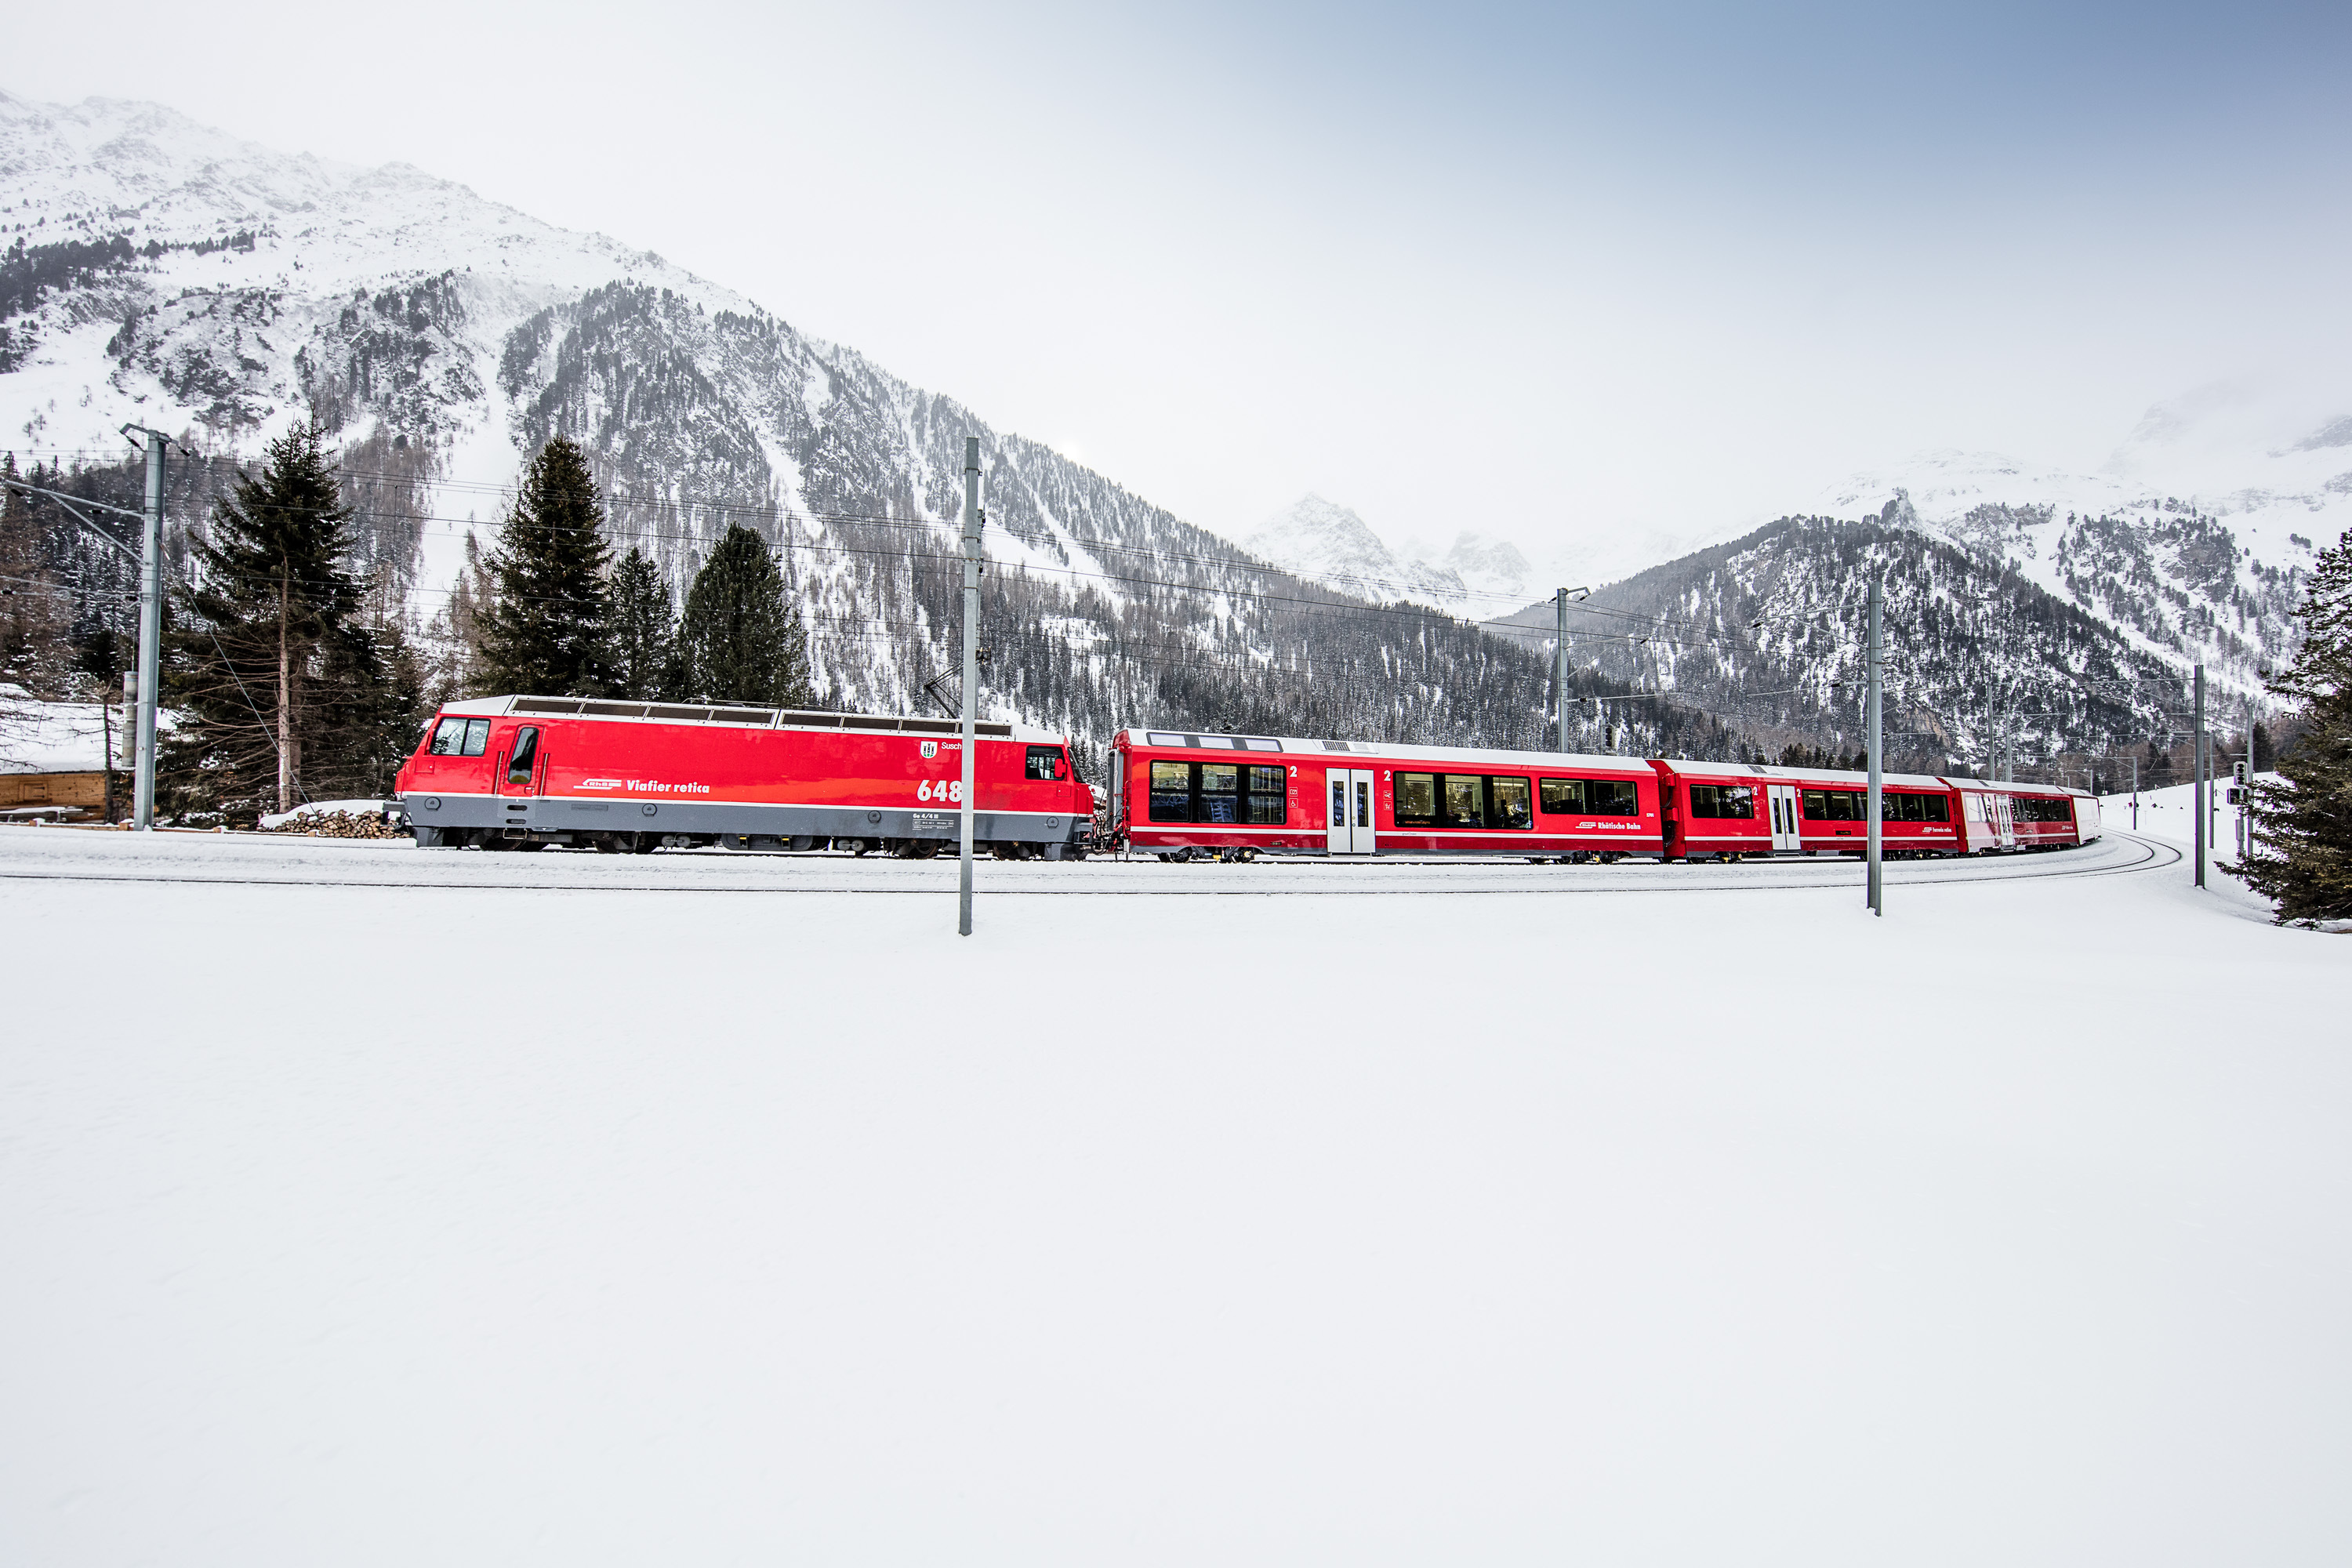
top-left (594, 835), bottom-right (623, 854)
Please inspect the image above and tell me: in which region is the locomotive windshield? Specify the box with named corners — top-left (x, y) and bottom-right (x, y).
top-left (428, 717), bottom-right (491, 757)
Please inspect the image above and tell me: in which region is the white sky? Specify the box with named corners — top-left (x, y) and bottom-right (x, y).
top-left (13, 0), bottom-right (2350, 558)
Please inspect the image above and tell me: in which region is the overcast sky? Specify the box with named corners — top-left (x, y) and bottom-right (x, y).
top-left (19, 1), bottom-right (2352, 558)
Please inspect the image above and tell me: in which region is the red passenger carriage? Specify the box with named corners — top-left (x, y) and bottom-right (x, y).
top-left (1109, 728), bottom-right (2102, 862)
top-left (1109, 728), bottom-right (1662, 860)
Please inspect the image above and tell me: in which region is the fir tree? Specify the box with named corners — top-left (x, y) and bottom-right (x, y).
top-left (608, 547), bottom-right (681, 700)
top-left (164, 424), bottom-right (421, 815)
top-left (476, 436), bottom-right (613, 695)
top-left (0, 451), bottom-right (73, 695)
top-left (2238, 523), bottom-right (2352, 923)
top-left (677, 524), bottom-right (811, 706)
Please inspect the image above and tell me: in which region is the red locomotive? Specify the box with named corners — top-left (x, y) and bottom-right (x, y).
top-left (394, 695), bottom-right (1095, 855)
top-left (1109, 728), bottom-right (2100, 861)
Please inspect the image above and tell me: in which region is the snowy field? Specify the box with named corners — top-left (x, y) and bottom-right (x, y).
top-left (3, 825), bottom-right (2347, 1566)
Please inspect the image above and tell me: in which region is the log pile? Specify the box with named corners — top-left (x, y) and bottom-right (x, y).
top-left (257, 809), bottom-right (407, 840)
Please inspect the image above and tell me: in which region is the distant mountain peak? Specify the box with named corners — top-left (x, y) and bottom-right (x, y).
top-left (1245, 495), bottom-right (1468, 606)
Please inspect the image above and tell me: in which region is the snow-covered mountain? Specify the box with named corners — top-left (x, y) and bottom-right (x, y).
top-left (2, 88), bottom-right (2334, 772)
top-left (1251, 501), bottom-right (1560, 616)
top-left (1244, 495), bottom-right (1472, 607)
top-left (0, 89), bottom-right (1587, 762)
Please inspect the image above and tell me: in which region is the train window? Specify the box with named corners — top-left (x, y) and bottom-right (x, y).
top-left (1802, 789), bottom-right (1862, 821)
top-left (1923, 794), bottom-right (1950, 822)
top-left (1199, 764), bottom-right (1240, 823)
top-left (1441, 775), bottom-right (1485, 829)
top-left (1025, 746), bottom-right (1065, 781)
top-left (1687, 784), bottom-right (1756, 818)
top-left (506, 727), bottom-right (539, 787)
top-left (429, 717), bottom-right (491, 757)
top-left (1394, 773), bottom-right (1437, 827)
top-left (1149, 761), bottom-right (1192, 822)
top-left (1245, 764), bottom-right (1287, 824)
top-left (1490, 776), bottom-right (1533, 829)
top-left (1540, 776), bottom-right (1640, 817)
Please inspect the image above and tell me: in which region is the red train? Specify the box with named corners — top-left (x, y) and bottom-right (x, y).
top-left (1109, 728), bottom-right (2100, 861)
top-left (391, 698), bottom-right (2103, 864)
top-left (394, 695), bottom-right (1096, 855)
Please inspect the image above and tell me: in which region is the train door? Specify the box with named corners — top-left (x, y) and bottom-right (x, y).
top-left (500, 725), bottom-right (543, 798)
top-left (1325, 768), bottom-right (1376, 855)
top-left (1766, 783), bottom-right (1802, 852)
top-left (1991, 793), bottom-right (2016, 848)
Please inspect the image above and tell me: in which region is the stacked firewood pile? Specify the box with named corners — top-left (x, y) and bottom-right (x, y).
top-left (257, 809), bottom-right (407, 839)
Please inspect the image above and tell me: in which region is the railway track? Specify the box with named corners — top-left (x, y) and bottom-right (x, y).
top-left (0, 829), bottom-right (2180, 896)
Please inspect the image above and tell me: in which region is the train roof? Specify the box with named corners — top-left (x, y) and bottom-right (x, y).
top-left (436, 695), bottom-right (1065, 743)
top-left (1651, 757), bottom-right (1956, 790)
top-left (1117, 728), bottom-right (1653, 773)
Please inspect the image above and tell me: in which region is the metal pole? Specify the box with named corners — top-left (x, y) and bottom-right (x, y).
top-left (957, 436), bottom-right (983, 936)
top-left (1866, 572), bottom-right (1883, 916)
top-left (129, 428), bottom-right (165, 830)
top-left (2130, 755), bottom-right (2138, 831)
top-left (2192, 662), bottom-right (2205, 889)
top-left (1553, 587), bottom-right (1569, 751)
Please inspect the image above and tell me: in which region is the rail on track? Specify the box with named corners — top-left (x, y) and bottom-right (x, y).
top-left (0, 829), bottom-right (2179, 897)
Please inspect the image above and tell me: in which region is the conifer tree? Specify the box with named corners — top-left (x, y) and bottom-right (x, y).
top-left (608, 547), bottom-right (681, 700)
top-left (2238, 523), bottom-right (2352, 923)
top-left (164, 423), bottom-right (421, 815)
top-left (476, 436), bottom-right (613, 695)
top-left (0, 452), bottom-right (73, 695)
top-left (677, 524), bottom-right (811, 706)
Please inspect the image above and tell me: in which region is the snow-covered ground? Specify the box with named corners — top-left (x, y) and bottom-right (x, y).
top-left (3, 827), bottom-right (2347, 1566)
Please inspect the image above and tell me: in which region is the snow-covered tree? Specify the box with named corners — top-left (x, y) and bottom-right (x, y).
top-left (165, 424), bottom-right (422, 816)
top-left (2239, 524), bottom-right (2352, 923)
top-left (476, 436), bottom-right (612, 696)
top-left (677, 525), bottom-right (810, 706)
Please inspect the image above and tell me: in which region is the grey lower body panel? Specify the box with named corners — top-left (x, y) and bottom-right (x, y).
top-left (401, 792), bottom-right (1083, 844)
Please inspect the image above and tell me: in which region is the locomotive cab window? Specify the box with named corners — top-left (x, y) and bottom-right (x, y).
top-left (506, 727), bottom-right (539, 787)
top-left (429, 717), bottom-right (491, 757)
top-left (1025, 746), bottom-right (1069, 782)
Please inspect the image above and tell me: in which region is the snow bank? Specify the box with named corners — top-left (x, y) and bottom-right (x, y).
top-left (2, 837), bottom-right (2347, 1566)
